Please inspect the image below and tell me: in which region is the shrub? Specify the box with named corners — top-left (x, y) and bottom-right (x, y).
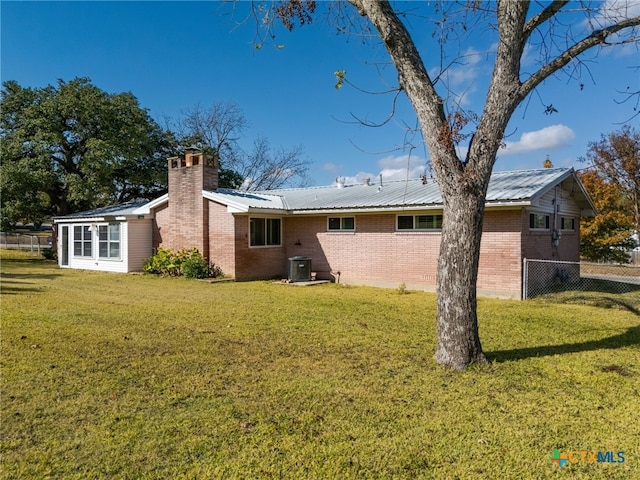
top-left (143, 247), bottom-right (180, 276)
top-left (143, 247), bottom-right (223, 279)
top-left (42, 248), bottom-right (57, 261)
top-left (181, 252), bottom-right (211, 279)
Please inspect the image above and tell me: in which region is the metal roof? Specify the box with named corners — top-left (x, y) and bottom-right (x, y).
top-left (206, 167), bottom-right (588, 213)
top-left (55, 167), bottom-right (595, 220)
top-left (54, 201), bottom-right (150, 221)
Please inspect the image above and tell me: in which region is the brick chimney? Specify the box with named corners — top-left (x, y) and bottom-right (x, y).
top-left (166, 149), bottom-right (219, 257)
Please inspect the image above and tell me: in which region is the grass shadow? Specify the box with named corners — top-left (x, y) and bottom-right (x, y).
top-left (532, 291), bottom-right (640, 313)
top-left (1, 256), bottom-right (61, 295)
top-left (2, 272), bottom-right (61, 281)
top-left (489, 323), bottom-right (640, 362)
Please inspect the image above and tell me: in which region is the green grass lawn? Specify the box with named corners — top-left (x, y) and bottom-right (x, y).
top-left (2, 250), bottom-right (639, 479)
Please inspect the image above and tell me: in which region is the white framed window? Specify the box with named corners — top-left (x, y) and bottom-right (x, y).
top-left (529, 213), bottom-right (550, 230)
top-left (73, 225), bottom-right (92, 257)
top-left (249, 217), bottom-right (281, 247)
top-left (99, 223), bottom-right (121, 259)
top-left (397, 214), bottom-right (443, 231)
top-left (561, 217), bottom-right (575, 231)
top-left (328, 216), bottom-right (355, 231)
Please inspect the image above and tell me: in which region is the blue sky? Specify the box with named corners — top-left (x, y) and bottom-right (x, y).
top-left (2, 1), bottom-right (639, 186)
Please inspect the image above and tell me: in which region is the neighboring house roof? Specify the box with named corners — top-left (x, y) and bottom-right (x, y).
top-left (55, 167), bottom-right (597, 221)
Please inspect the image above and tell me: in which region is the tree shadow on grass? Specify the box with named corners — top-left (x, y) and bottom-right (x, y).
top-left (0, 258), bottom-right (60, 295)
top-left (488, 299), bottom-right (640, 363)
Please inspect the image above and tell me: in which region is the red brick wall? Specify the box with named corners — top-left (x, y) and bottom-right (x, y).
top-left (152, 153), bottom-right (219, 258)
top-left (521, 209), bottom-right (580, 262)
top-left (153, 198), bottom-right (537, 297)
top-left (233, 215), bottom-right (287, 280)
top-left (152, 203), bottom-right (169, 249)
top-left (207, 201), bottom-right (236, 277)
top-left (280, 210), bottom-right (523, 296)
top-left (477, 210), bottom-right (522, 295)
top-left (521, 209), bottom-right (582, 295)
top-left (167, 163), bottom-right (208, 255)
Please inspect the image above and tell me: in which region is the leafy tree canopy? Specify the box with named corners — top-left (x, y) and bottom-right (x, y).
top-left (579, 126), bottom-right (640, 262)
top-left (0, 77), bottom-right (173, 229)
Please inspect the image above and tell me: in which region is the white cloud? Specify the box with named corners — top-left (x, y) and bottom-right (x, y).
top-left (377, 153), bottom-right (425, 170)
top-left (581, 0), bottom-right (640, 56)
top-left (429, 47), bottom-right (488, 107)
top-left (322, 162), bottom-right (341, 173)
top-left (339, 154), bottom-right (427, 185)
top-left (498, 124), bottom-right (575, 156)
top-left (593, 0), bottom-right (640, 23)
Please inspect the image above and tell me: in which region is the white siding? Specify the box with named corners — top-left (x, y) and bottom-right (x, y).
top-left (127, 219), bottom-right (153, 271)
top-left (534, 183), bottom-right (582, 217)
top-left (58, 221), bottom-right (129, 273)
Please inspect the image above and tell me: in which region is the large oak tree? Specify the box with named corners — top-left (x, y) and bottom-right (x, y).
top-left (262, 1), bottom-right (640, 369)
top-left (0, 78), bottom-right (173, 229)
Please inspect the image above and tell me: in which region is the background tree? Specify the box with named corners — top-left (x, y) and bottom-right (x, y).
top-left (583, 126), bottom-right (640, 233)
top-left (0, 78), bottom-right (172, 229)
top-left (258, 1), bottom-right (640, 369)
top-left (178, 101), bottom-right (310, 190)
top-left (578, 126), bottom-right (639, 262)
top-left (578, 169), bottom-right (636, 262)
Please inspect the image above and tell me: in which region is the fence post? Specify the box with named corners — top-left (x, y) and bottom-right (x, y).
top-left (522, 258), bottom-right (528, 300)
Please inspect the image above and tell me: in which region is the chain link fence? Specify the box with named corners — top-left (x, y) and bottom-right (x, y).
top-left (0, 232), bottom-right (53, 255)
top-left (523, 258), bottom-right (640, 299)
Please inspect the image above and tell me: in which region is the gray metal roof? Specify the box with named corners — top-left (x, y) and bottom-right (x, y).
top-left (207, 167), bottom-right (587, 213)
top-left (54, 201), bottom-right (149, 221)
top-left (55, 167), bottom-right (595, 220)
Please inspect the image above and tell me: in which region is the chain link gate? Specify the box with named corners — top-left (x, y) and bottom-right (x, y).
top-left (523, 258), bottom-right (640, 299)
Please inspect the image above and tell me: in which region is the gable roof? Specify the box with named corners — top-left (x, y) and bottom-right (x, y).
top-left (55, 167), bottom-right (596, 221)
top-left (204, 167), bottom-right (596, 215)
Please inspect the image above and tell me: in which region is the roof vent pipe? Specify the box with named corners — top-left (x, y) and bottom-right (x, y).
top-left (363, 177), bottom-right (370, 186)
top-left (336, 176), bottom-right (346, 188)
top-left (379, 174), bottom-right (383, 187)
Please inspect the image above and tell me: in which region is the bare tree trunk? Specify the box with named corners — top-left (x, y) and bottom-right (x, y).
top-left (344, 0), bottom-right (639, 369)
top-left (435, 190), bottom-right (487, 369)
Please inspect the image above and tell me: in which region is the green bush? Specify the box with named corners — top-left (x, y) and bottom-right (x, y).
top-left (42, 248), bottom-right (57, 261)
top-left (143, 247), bottom-right (223, 279)
top-left (143, 247), bottom-right (181, 276)
top-left (181, 252), bottom-right (211, 279)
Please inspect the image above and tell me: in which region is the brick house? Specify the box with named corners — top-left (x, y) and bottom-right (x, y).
top-left (54, 150), bottom-right (596, 299)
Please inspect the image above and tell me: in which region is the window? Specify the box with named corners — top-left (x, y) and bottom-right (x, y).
top-left (397, 214), bottom-right (443, 231)
top-left (328, 216), bottom-right (355, 231)
top-left (561, 217), bottom-right (575, 231)
top-left (250, 217), bottom-right (281, 247)
top-left (73, 225), bottom-right (92, 257)
top-left (99, 223), bottom-right (120, 259)
top-left (529, 213), bottom-right (550, 230)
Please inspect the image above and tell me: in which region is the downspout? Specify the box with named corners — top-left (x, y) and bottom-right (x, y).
top-left (552, 186), bottom-right (561, 256)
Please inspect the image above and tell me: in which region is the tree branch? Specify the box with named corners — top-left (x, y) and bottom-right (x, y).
top-left (522, 0), bottom-right (569, 40)
top-left (520, 16), bottom-right (640, 99)
top-left (347, 0), bottom-right (456, 178)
